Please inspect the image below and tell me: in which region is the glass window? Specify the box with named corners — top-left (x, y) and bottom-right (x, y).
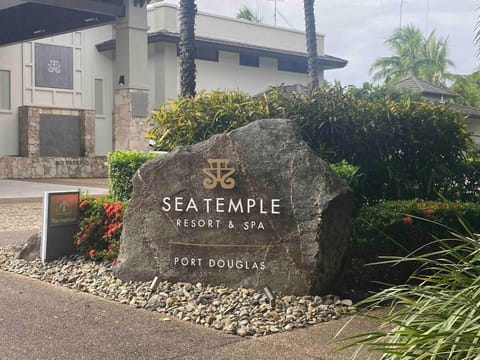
top-left (240, 54), bottom-right (259, 67)
top-left (94, 78), bottom-right (104, 116)
top-left (0, 70), bottom-right (11, 110)
top-left (277, 58), bottom-right (308, 74)
top-left (196, 47), bottom-right (219, 62)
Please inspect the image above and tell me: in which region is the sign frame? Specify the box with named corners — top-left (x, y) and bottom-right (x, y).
top-left (41, 190), bottom-right (80, 261)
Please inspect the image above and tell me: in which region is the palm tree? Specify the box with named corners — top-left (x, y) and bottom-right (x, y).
top-left (420, 31), bottom-right (455, 84)
top-left (303, 0), bottom-right (319, 87)
top-left (475, 6), bottom-right (480, 59)
top-left (236, 6), bottom-right (262, 23)
top-left (179, 0), bottom-right (197, 97)
top-left (370, 25), bottom-right (454, 85)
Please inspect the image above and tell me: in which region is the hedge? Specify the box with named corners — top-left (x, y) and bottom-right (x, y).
top-left (347, 199), bottom-right (480, 289)
top-left (107, 150), bottom-right (157, 202)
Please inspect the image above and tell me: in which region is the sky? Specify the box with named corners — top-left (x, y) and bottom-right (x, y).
top-left (162, 0), bottom-right (478, 86)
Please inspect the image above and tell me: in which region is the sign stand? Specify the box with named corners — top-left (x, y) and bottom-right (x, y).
top-left (41, 191), bottom-right (80, 261)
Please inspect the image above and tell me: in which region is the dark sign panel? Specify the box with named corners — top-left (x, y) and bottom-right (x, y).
top-left (41, 191), bottom-right (79, 261)
top-left (39, 114), bottom-right (81, 157)
top-left (35, 43), bottom-right (73, 89)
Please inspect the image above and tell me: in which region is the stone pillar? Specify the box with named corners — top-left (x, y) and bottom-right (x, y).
top-left (113, 0), bottom-right (150, 151)
top-left (19, 106), bottom-right (40, 157)
top-left (80, 110), bottom-right (96, 157)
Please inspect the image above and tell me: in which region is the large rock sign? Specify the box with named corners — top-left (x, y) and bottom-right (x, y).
top-left (114, 119), bottom-right (352, 295)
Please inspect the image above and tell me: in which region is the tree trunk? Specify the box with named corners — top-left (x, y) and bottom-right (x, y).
top-left (179, 0), bottom-right (197, 97)
top-left (303, 0), bottom-right (319, 87)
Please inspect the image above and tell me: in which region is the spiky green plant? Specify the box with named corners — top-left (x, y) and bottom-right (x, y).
top-left (340, 222), bottom-right (480, 359)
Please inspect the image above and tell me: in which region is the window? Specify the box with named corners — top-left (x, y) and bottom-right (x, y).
top-left (176, 45), bottom-right (219, 62)
top-left (196, 46), bottom-right (218, 62)
top-left (239, 54), bottom-right (259, 67)
top-left (94, 78), bottom-right (104, 116)
top-left (0, 70), bottom-right (11, 110)
top-left (277, 58), bottom-right (308, 74)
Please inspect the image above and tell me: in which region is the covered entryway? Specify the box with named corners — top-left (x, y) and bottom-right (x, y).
top-left (0, 1), bottom-right (126, 46)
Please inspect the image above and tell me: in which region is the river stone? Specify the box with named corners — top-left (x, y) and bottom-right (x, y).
top-left (114, 119), bottom-right (352, 295)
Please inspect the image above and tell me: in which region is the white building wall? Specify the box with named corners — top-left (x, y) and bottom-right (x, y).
top-left (149, 43), bottom-right (178, 110)
top-left (195, 51), bottom-right (316, 96)
top-left (148, 3), bottom-right (324, 55)
top-left (467, 119), bottom-right (480, 144)
top-left (81, 26), bottom-right (115, 156)
top-left (0, 43), bottom-right (22, 155)
top-left (23, 32), bottom-right (84, 109)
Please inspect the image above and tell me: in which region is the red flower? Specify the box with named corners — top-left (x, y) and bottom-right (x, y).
top-left (425, 208), bottom-right (435, 216)
top-left (111, 258), bottom-right (118, 266)
top-left (79, 200), bottom-right (89, 209)
top-left (403, 216), bottom-right (413, 225)
top-left (113, 202), bottom-right (123, 212)
top-left (88, 249), bottom-right (96, 258)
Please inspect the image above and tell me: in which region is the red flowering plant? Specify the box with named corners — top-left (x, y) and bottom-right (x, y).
top-left (74, 196), bottom-right (124, 263)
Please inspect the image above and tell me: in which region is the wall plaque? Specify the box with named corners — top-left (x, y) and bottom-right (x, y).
top-left (35, 43), bottom-right (73, 89)
top-left (131, 91), bottom-right (149, 118)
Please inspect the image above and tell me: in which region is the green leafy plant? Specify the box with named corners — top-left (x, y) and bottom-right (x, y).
top-left (340, 226), bottom-right (480, 359)
top-left (74, 196), bottom-right (124, 262)
top-left (107, 150), bottom-right (157, 202)
top-left (147, 90), bottom-right (273, 151)
top-left (330, 160), bottom-right (363, 213)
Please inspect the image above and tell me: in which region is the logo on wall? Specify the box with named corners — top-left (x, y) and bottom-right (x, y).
top-left (34, 43), bottom-right (73, 90)
top-left (202, 159), bottom-right (236, 190)
top-left (47, 60), bottom-right (62, 74)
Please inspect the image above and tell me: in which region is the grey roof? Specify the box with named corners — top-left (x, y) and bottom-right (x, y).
top-left (254, 83), bottom-right (310, 98)
top-left (448, 103), bottom-right (480, 118)
top-left (96, 30), bottom-right (348, 70)
top-left (393, 75), bottom-right (457, 98)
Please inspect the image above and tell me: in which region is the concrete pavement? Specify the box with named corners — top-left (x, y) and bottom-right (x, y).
top-left (0, 270), bottom-right (380, 360)
top-left (0, 179), bottom-right (108, 200)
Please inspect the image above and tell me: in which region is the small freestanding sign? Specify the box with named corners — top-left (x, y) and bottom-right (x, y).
top-left (41, 191), bottom-right (79, 261)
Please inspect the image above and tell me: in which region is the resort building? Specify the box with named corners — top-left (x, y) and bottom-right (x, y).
top-left (0, 1), bottom-right (346, 178)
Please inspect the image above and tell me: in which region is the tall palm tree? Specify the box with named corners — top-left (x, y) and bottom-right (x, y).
top-left (303, 0), bottom-right (319, 87)
top-left (179, 0), bottom-right (197, 97)
top-left (475, 6), bottom-right (480, 59)
top-left (370, 25), bottom-right (454, 85)
top-left (420, 31), bottom-right (454, 84)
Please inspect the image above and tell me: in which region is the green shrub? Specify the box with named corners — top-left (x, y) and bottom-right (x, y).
top-left (147, 84), bottom-right (476, 203)
top-left (349, 200), bottom-right (480, 288)
top-left (74, 196), bottom-right (124, 262)
top-left (147, 90), bottom-right (273, 151)
top-left (107, 150), bottom-right (156, 202)
top-left (330, 160), bottom-right (363, 212)
top-left (342, 228), bottom-right (480, 359)
top-left (437, 153), bottom-right (480, 202)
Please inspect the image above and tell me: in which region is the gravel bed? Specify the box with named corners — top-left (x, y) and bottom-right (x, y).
top-left (0, 246), bottom-right (355, 337)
